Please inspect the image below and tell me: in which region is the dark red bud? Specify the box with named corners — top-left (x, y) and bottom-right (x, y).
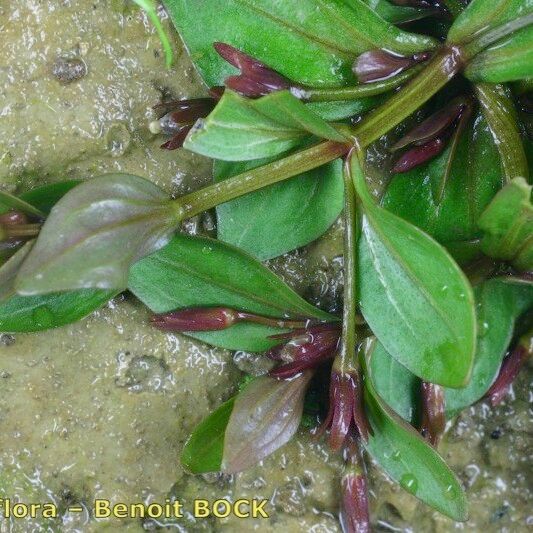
top-left (269, 329), bottom-right (340, 378)
top-left (340, 471), bottom-right (370, 533)
top-left (340, 440), bottom-right (370, 533)
top-left (392, 137), bottom-right (445, 173)
top-left (160, 126), bottom-right (194, 150)
top-left (0, 210), bottom-right (29, 227)
top-left (354, 50), bottom-right (430, 84)
top-left (209, 86), bottom-right (225, 101)
top-left (392, 97), bottom-right (470, 151)
top-left (151, 307), bottom-right (237, 332)
top-left (320, 365), bottom-right (370, 451)
top-left (420, 382), bottom-right (446, 447)
top-left (487, 334), bottom-right (532, 406)
top-left (151, 98), bottom-right (216, 150)
top-left (214, 42), bottom-right (293, 98)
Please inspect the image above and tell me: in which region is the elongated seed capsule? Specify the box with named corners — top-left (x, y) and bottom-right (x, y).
top-left (151, 307), bottom-right (238, 331)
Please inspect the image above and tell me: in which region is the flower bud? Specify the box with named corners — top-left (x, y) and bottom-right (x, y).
top-left (267, 324), bottom-right (341, 378)
top-left (150, 98), bottom-right (217, 150)
top-left (214, 42), bottom-right (296, 98)
top-left (0, 210), bottom-right (29, 227)
top-left (486, 332), bottom-right (532, 406)
top-left (354, 50), bottom-right (431, 84)
top-left (340, 439), bottom-right (370, 533)
top-left (391, 96), bottom-right (473, 173)
top-left (319, 356), bottom-right (370, 450)
top-left (420, 382), bottom-right (445, 446)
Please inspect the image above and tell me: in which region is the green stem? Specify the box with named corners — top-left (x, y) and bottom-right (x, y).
top-left (301, 65), bottom-right (424, 103)
top-left (350, 47), bottom-right (464, 148)
top-left (339, 151), bottom-right (360, 374)
top-left (462, 13), bottom-right (533, 58)
top-left (175, 141), bottom-right (349, 219)
top-left (475, 83), bottom-right (529, 184)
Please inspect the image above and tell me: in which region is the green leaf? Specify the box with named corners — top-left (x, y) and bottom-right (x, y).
top-left (222, 373), bottom-right (312, 473)
top-left (181, 397), bottom-right (236, 474)
top-left (369, 339), bottom-right (420, 424)
top-left (475, 83), bottom-right (529, 184)
top-left (465, 26), bottom-right (533, 83)
top-left (351, 155), bottom-right (476, 388)
top-left (163, 0), bottom-right (436, 88)
top-left (184, 90), bottom-right (347, 161)
top-left (131, 0), bottom-right (174, 68)
top-left (479, 177), bottom-right (533, 270)
top-left (0, 242), bottom-right (34, 302)
top-left (0, 191), bottom-right (45, 218)
top-left (364, 0), bottom-right (434, 24)
top-left (362, 339), bottom-right (469, 522)
top-left (448, 0), bottom-right (533, 44)
top-left (128, 234), bottom-right (336, 352)
top-left (19, 181), bottom-right (81, 214)
top-left (0, 288), bottom-right (117, 333)
top-left (445, 277), bottom-right (533, 416)
top-left (214, 156), bottom-right (344, 260)
top-left (0, 183), bottom-right (117, 332)
top-left (15, 174), bottom-right (176, 295)
top-left (306, 96), bottom-right (385, 122)
top-left (382, 109), bottom-right (503, 246)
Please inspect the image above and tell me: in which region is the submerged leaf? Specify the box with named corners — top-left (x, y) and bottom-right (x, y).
top-left (0, 242), bottom-right (34, 302)
top-left (163, 0), bottom-right (436, 88)
top-left (222, 373), bottom-right (313, 473)
top-left (362, 339), bottom-right (469, 522)
top-left (214, 156), bottom-right (344, 260)
top-left (15, 174), bottom-right (176, 295)
top-left (129, 234), bottom-right (335, 352)
top-left (181, 397), bottom-right (236, 474)
top-left (184, 90), bottom-right (347, 161)
top-left (446, 277), bottom-right (533, 415)
top-left (479, 177), bottom-right (533, 271)
top-left (351, 155), bottom-right (476, 388)
top-left (369, 340), bottom-right (419, 424)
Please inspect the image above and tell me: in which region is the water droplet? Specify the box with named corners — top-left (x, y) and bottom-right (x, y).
top-left (106, 122), bottom-right (131, 157)
top-left (445, 484), bottom-right (458, 500)
top-left (392, 450), bottom-right (401, 461)
top-left (479, 321), bottom-right (490, 338)
top-left (400, 473), bottom-right (418, 495)
top-left (202, 246), bottom-right (212, 254)
top-left (32, 306), bottom-right (55, 329)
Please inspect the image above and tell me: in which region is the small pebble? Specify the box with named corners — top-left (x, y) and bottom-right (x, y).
top-left (52, 56), bottom-right (87, 84)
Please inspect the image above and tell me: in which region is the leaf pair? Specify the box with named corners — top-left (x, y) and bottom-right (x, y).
top-left (181, 372), bottom-right (312, 474)
top-left (368, 277), bottom-right (533, 417)
top-left (184, 90), bottom-right (348, 161)
top-left (350, 155), bottom-right (476, 388)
